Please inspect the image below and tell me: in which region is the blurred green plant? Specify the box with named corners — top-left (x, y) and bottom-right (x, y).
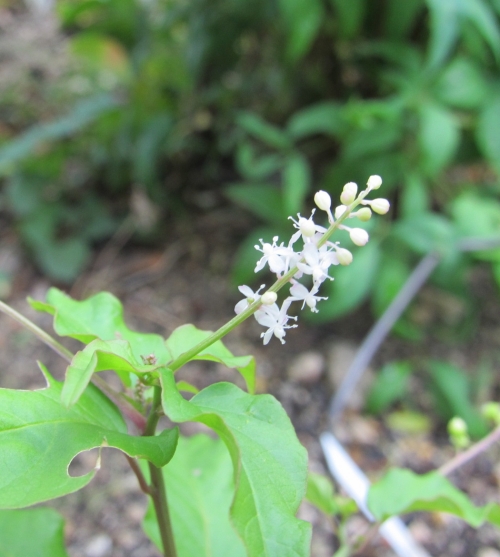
top-left (1, 0), bottom-right (500, 302)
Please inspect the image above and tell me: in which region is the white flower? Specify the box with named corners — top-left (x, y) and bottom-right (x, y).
top-left (289, 210), bottom-right (326, 243)
top-left (254, 237), bottom-right (293, 274)
top-left (288, 280), bottom-right (327, 313)
top-left (296, 242), bottom-right (337, 284)
top-left (234, 284), bottom-right (265, 315)
top-left (255, 298), bottom-right (298, 345)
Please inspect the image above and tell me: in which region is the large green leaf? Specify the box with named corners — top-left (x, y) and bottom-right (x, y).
top-left (143, 435), bottom-right (246, 557)
top-left (0, 508), bottom-right (69, 557)
top-left (165, 324), bottom-right (256, 393)
top-left (29, 288), bottom-right (170, 361)
top-left (0, 364), bottom-right (178, 508)
top-left (278, 0), bottom-right (323, 61)
top-left (160, 369), bottom-right (311, 557)
top-left (368, 468), bottom-right (500, 527)
top-left (418, 102), bottom-right (460, 176)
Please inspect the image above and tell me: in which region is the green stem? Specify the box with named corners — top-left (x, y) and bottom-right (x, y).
top-left (168, 196), bottom-right (364, 373)
top-left (0, 300), bottom-right (74, 362)
top-left (144, 387), bottom-right (177, 557)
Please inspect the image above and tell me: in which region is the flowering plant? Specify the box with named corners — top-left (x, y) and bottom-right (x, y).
top-left (0, 177), bottom-right (389, 557)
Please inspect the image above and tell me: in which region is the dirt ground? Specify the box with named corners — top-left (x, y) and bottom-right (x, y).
top-left (1, 204), bottom-right (500, 557)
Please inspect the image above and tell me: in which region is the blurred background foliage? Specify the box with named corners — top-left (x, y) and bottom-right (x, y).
top-left (0, 0), bottom-right (500, 334)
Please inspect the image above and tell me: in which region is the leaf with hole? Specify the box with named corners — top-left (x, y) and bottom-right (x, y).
top-left (0, 364), bottom-right (178, 509)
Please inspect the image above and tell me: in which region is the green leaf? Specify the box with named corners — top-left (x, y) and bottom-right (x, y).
top-left (0, 94), bottom-right (118, 174)
top-left (143, 435), bottom-right (246, 557)
top-left (160, 369), bottom-right (311, 557)
top-left (368, 468), bottom-right (500, 527)
top-left (309, 240), bottom-right (380, 322)
top-left (235, 142), bottom-right (283, 181)
top-left (286, 102), bottom-right (343, 139)
top-left (450, 191), bottom-right (500, 261)
top-left (427, 360), bottom-right (488, 438)
top-left (29, 288), bottom-right (170, 361)
top-left (306, 472), bottom-right (338, 516)
top-left (0, 508), bottom-right (69, 557)
top-left (392, 212), bottom-right (457, 255)
top-left (434, 57), bottom-right (489, 109)
top-left (282, 154), bottom-right (310, 215)
top-left (278, 0), bottom-right (324, 61)
top-left (62, 339), bottom-right (155, 407)
top-left (0, 364), bottom-right (178, 508)
top-left (236, 112), bottom-right (291, 151)
top-left (225, 184), bottom-right (285, 223)
top-left (383, 0), bottom-right (422, 39)
top-left (418, 103), bottom-right (460, 176)
top-left (165, 324), bottom-right (256, 393)
top-left (425, 0), bottom-right (500, 68)
top-left (365, 361), bottom-right (412, 414)
top-left (476, 96), bottom-right (500, 175)
top-left (330, 0), bottom-right (366, 39)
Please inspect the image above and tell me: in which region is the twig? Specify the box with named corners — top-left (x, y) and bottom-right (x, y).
top-left (439, 424), bottom-right (500, 476)
top-left (125, 454), bottom-right (152, 495)
top-left (329, 252), bottom-right (441, 419)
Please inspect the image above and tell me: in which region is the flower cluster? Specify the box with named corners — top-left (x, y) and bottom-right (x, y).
top-left (235, 175), bottom-right (389, 345)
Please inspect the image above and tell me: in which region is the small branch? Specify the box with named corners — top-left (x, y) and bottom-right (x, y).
top-left (125, 454), bottom-right (152, 495)
top-left (0, 300), bottom-right (73, 362)
top-left (439, 424), bottom-right (500, 477)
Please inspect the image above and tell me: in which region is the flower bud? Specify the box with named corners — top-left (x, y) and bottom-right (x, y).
top-left (340, 182), bottom-right (358, 205)
top-left (336, 248), bottom-right (353, 266)
top-left (367, 175), bottom-right (382, 190)
top-left (371, 198), bottom-right (390, 215)
top-left (335, 205), bottom-right (347, 219)
top-left (261, 291), bottom-right (277, 305)
top-left (482, 402), bottom-right (500, 425)
top-left (448, 416), bottom-right (468, 436)
top-left (349, 227), bottom-right (369, 246)
top-left (314, 190), bottom-right (332, 212)
top-left (356, 207), bottom-right (372, 221)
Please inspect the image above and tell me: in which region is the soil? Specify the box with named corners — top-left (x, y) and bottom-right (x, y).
top-left (1, 205), bottom-right (500, 557)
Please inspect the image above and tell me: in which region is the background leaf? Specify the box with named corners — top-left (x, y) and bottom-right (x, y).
top-left (369, 468), bottom-right (500, 527)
